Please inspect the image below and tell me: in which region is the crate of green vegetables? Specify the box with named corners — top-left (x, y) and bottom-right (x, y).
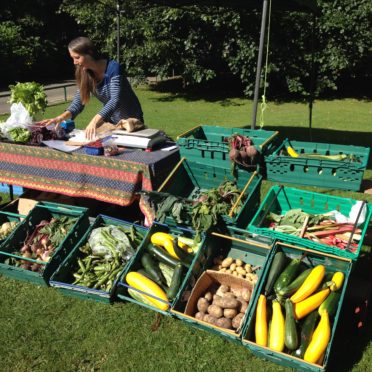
top-left (247, 185), bottom-right (372, 260)
top-left (0, 211), bottom-right (24, 245)
top-left (171, 230), bottom-right (272, 343)
top-left (116, 222), bottom-right (208, 316)
top-left (49, 215), bottom-right (148, 304)
top-left (0, 203), bottom-right (89, 286)
top-left (176, 125), bottom-right (279, 169)
top-left (242, 241), bottom-right (352, 372)
top-left (265, 139), bottom-right (370, 191)
top-left (142, 158), bottom-right (262, 236)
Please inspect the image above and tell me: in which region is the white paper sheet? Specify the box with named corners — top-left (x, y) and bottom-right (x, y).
top-left (42, 140), bottom-right (82, 152)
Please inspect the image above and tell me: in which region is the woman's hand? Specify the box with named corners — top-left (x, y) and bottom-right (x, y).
top-left (38, 116), bottom-right (64, 127)
top-left (85, 121), bottom-right (98, 140)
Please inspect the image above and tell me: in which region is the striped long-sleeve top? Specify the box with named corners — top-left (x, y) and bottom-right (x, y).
top-left (67, 60), bottom-right (144, 123)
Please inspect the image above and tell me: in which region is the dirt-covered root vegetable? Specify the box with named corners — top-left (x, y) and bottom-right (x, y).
top-left (203, 314), bottom-right (218, 325)
top-left (221, 257), bottom-right (234, 268)
top-left (224, 308), bottom-right (238, 319)
top-left (216, 317), bottom-right (233, 329)
top-left (195, 312), bottom-right (205, 321)
top-left (204, 291), bottom-right (213, 302)
top-left (232, 313), bottom-right (245, 329)
top-left (208, 304), bottom-right (223, 318)
top-left (213, 296), bottom-right (239, 309)
top-left (237, 298), bottom-right (248, 313)
top-left (241, 287), bottom-right (251, 302)
top-left (216, 284), bottom-right (230, 296)
top-left (197, 297), bottom-right (210, 313)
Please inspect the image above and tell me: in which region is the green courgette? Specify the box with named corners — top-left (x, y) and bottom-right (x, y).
top-left (141, 253), bottom-right (166, 286)
top-left (264, 251), bottom-right (287, 296)
top-left (274, 258), bottom-right (302, 295)
top-left (172, 241), bottom-right (193, 268)
top-left (147, 243), bottom-right (179, 268)
top-left (318, 291), bottom-right (341, 317)
top-left (294, 310), bottom-right (319, 359)
top-left (278, 268), bottom-right (312, 297)
top-left (166, 263), bottom-right (183, 300)
top-left (284, 299), bottom-right (299, 351)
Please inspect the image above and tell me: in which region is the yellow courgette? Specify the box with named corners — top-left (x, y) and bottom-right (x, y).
top-left (150, 232), bottom-right (179, 259)
top-left (126, 271), bottom-right (169, 311)
top-left (304, 310), bottom-right (331, 364)
top-left (294, 288), bottom-right (330, 320)
top-left (290, 265), bottom-right (325, 303)
top-left (286, 145), bottom-right (299, 158)
top-left (269, 300), bottom-right (285, 352)
top-left (329, 271), bottom-right (344, 292)
top-left (255, 294), bottom-right (268, 347)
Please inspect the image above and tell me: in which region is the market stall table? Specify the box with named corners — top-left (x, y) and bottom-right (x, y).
top-left (0, 142), bottom-right (180, 206)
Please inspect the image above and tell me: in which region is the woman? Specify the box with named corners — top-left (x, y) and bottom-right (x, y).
top-left (42, 37), bottom-right (144, 139)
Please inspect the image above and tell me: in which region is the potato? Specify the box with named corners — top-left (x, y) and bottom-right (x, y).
top-left (195, 311), bottom-right (205, 320)
top-left (241, 287), bottom-right (251, 302)
top-left (221, 292), bottom-right (236, 299)
top-left (213, 296), bottom-right (239, 309)
top-left (232, 271), bottom-right (238, 276)
top-left (203, 314), bottom-right (218, 325)
top-left (224, 308), bottom-right (238, 319)
top-left (225, 269), bottom-right (232, 274)
top-left (208, 304), bottom-right (223, 318)
top-left (236, 266), bottom-right (246, 276)
top-left (246, 273), bottom-right (258, 284)
top-left (221, 257), bottom-right (234, 268)
top-left (231, 287), bottom-right (242, 298)
top-left (230, 263), bottom-right (237, 271)
top-left (204, 291), bottom-right (213, 302)
top-left (197, 297), bottom-right (210, 313)
top-left (216, 285), bottom-right (229, 296)
top-left (216, 317), bottom-right (233, 329)
top-left (245, 264), bottom-right (252, 273)
top-left (232, 313), bottom-right (245, 329)
top-left (219, 267), bottom-right (226, 273)
top-left (237, 298), bottom-right (248, 313)
top-left (235, 258), bottom-right (243, 267)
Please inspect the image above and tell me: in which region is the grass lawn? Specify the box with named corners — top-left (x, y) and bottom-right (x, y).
top-left (0, 85), bottom-right (371, 371)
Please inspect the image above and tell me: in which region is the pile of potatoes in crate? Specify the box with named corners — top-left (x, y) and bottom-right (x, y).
top-left (211, 256), bottom-right (259, 285)
top-left (194, 283), bottom-right (252, 331)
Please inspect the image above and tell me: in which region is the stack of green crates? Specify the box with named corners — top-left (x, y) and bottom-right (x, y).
top-left (49, 215), bottom-right (148, 304)
top-left (0, 202), bottom-right (89, 286)
top-left (265, 139), bottom-right (370, 191)
top-left (156, 157), bottom-right (262, 229)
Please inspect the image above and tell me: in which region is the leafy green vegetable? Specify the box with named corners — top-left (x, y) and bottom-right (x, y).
top-left (8, 127), bottom-right (31, 143)
top-left (9, 81), bottom-right (48, 119)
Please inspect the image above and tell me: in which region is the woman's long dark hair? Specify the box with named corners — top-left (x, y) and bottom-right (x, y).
top-left (68, 37), bottom-right (104, 104)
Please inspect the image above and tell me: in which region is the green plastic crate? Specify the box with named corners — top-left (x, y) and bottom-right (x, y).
top-left (0, 203), bottom-right (89, 286)
top-left (176, 125), bottom-right (279, 168)
top-left (49, 215), bottom-right (148, 303)
top-left (265, 139), bottom-right (370, 191)
top-left (242, 241), bottom-right (352, 372)
top-left (171, 230), bottom-right (272, 343)
top-left (116, 222), bottom-right (208, 316)
top-left (247, 185), bottom-right (372, 260)
top-left (156, 158), bottom-right (262, 229)
top-left (0, 211), bottom-right (24, 245)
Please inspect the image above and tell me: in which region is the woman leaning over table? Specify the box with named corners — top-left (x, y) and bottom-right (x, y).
top-left (41, 36), bottom-right (144, 140)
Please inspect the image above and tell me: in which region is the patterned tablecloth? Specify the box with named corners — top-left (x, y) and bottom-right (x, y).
top-left (0, 142), bottom-right (180, 206)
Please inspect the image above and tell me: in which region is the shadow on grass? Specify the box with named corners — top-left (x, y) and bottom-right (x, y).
top-left (327, 244), bottom-right (372, 372)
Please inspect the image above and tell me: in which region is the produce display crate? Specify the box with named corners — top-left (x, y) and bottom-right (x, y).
top-left (242, 241), bottom-right (352, 372)
top-left (0, 203), bottom-right (89, 286)
top-left (265, 139), bottom-right (370, 191)
top-left (176, 125), bottom-right (279, 168)
top-left (49, 215), bottom-right (148, 304)
top-left (171, 231), bottom-right (272, 343)
top-left (247, 185), bottom-right (372, 260)
top-left (157, 157), bottom-right (262, 229)
top-left (0, 211), bottom-right (24, 245)
top-left (116, 222), bottom-right (209, 316)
